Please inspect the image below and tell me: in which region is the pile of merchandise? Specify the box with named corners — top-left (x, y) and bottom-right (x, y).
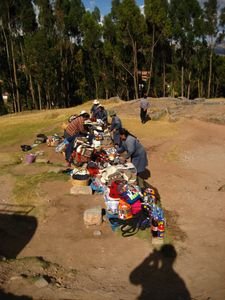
top-left (56, 120), bottom-right (166, 239)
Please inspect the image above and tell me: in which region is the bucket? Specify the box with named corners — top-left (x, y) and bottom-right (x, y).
top-left (26, 153), bottom-right (36, 164)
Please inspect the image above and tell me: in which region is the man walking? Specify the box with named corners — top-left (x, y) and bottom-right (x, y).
top-left (140, 94), bottom-right (150, 124)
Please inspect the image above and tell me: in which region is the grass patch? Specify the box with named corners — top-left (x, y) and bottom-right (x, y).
top-left (13, 172), bottom-right (68, 205)
top-left (0, 152), bottom-right (22, 170)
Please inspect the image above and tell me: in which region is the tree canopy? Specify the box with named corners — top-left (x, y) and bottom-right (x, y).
top-left (0, 0), bottom-right (225, 113)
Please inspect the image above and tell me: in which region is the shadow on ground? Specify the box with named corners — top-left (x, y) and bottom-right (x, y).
top-left (130, 244), bottom-right (191, 300)
top-left (0, 289), bottom-right (32, 300)
top-left (0, 205), bottom-right (37, 258)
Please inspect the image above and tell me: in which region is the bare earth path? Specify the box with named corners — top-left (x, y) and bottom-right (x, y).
top-left (0, 102), bottom-right (225, 300)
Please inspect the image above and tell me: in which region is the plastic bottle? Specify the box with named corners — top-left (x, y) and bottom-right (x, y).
top-left (151, 218), bottom-right (158, 238)
top-left (157, 221), bottom-right (165, 238)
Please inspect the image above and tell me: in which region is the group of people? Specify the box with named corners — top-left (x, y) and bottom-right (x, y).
top-left (63, 98), bottom-right (150, 187)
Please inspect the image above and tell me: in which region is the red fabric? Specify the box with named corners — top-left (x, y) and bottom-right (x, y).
top-left (87, 167), bottom-right (99, 177)
top-left (130, 200), bottom-right (142, 215)
top-left (109, 180), bottom-right (122, 199)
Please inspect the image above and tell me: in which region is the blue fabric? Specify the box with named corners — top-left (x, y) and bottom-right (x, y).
top-left (94, 108), bottom-right (108, 124)
top-left (110, 116), bottom-right (122, 145)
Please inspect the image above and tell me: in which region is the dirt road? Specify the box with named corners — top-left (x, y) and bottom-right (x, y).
top-left (0, 99), bottom-right (225, 299)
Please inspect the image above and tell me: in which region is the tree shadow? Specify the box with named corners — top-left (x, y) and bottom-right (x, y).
top-left (0, 205), bottom-right (37, 259)
top-left (130, 244), bottom-right (191, 300)
top-left (0, 289), bottom-right (32, 300)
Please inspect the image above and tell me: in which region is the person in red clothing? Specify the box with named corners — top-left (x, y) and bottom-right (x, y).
top-left (64, 112), bottom-right (90, 166)
top-left (64, 111), bottom-right (90, 139)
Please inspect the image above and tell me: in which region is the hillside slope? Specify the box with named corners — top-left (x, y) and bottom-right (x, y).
top-left (0, 98), bottom-right (225, 300)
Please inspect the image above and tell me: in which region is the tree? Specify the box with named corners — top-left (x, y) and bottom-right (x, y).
top-left (80, 9), bottom-right (103, 99)
top-left (144, 0), bottom-right (171, 96)
top-left (115, 0), bottom-right (145, 99)
top-left (169, 0), bottom-right (203, 98)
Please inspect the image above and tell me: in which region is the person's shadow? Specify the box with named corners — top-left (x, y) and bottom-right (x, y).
top-left (130, 244), bottom-right (191, 300)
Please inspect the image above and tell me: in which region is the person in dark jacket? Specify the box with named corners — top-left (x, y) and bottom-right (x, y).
top-left (90, 99), bottom-right (100, 119)
top-left (109, 110), bottom-right (122, 146)
top-left (94, 104), bottom-right (108, 126)
top-left (140, 94), bottom-right (150, 124)
top-left (117, 128), bottom-right (149, 188)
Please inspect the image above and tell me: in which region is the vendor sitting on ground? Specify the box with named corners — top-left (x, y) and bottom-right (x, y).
top-left (109, 110), bottom-right (122, 146)
top-left (90, 99), bottom-right (100, 119)
top-left (94, 104), bottom-right (108, 127)
top-left (116, 128), bottom-right (149, 189)
top-left (64, 111), bottom-right (90, 166)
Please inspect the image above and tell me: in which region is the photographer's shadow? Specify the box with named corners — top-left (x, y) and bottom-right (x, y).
top-left (130, 244), bottom-right (191, 300)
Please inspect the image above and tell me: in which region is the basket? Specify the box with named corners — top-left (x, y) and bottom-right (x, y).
top-left (70, 178), bottom-right (89, 186)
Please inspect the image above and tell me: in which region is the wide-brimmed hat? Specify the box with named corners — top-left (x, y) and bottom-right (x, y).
top-left (80, 110), bottom-right (87, 115)
top-left (109, 110), bottom-right (116, 117)
top-left (93, 99), bottom-right (99, 105)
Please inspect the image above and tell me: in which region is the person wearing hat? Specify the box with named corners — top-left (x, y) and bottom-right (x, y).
top-left (109, 110), bottom-right (122, 146)
top-left (64, 112), bottom-right (90, 166)
top-left (90, 99), bottom-right (100, 119)
top-left (94, 104), bottom-right (108, 126)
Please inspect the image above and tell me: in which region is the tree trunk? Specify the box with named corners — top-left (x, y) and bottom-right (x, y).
top-left (1, 23), bottom-right (16, 112)
top-left (133, 40), bottom-right (138, 99)
top-left (187, 71), bottom-right (191, 99)
top-left (146, 25), bottom-right (155, 96)
top-left (10, 36), bottom-right (20, 112)
top-left (37, 83), bottom-right (42, 110)
top-left (7, 9), bottom-right (20, 112)
top-left (94, 78), bottom-right (98, 99)
top-left (181, 65), bottom-right (184, 98)
top-left (207, 48), bottom-right (213, 99)
top-left (105, 88), bottom-right (109, 99)
top-left (29, 74), bottom-right (36, 109)
top-left (163, 59), bottom-right (166, 97)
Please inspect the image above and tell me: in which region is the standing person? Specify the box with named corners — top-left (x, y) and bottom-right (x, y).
top-left (117, 128), bottom-right (148, 189)
top-left (140, 94), bottom-right (150, 124)
top-left (109, 110), bottom-right (122, 146)
top-left (94, 104), bottom-right (108, 126)
top-left (90, 99), bottom-right (100, 119)
top-left (64, 112), bottom-right (90, 166)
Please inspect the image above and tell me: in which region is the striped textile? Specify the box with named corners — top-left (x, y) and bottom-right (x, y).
top-left (65, 116), bottom-right (85, 137)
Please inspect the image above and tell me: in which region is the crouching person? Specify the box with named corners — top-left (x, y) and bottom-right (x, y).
top-left (64, 112), bottom-right (90, 167)
top-left (116, 128), bottom-right (149, 189)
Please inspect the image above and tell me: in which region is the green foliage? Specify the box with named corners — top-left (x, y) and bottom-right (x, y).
top-left (1, 0), bottom-right (225, 109)
top-left (13, 172), bottom-right (68, 204)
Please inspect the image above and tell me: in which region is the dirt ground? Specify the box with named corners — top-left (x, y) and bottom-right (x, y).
top-left (0, 98), bottom-right (225, 300)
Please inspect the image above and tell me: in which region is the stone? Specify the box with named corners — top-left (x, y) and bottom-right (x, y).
top-left (35, 158), bottom-right (50, 164)
top-left (218, 184), bottom-right (225, 192)
top-left (93, 230), bottom-right (102, 237)
top-left (70, 186), bottom-right (92, 195)
top-left (83, 206), bottom-right (102, 226)
top-left (34, 277), bottom-right (49, 288)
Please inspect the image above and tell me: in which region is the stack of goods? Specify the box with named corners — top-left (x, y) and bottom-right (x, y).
top-left (54, 119), bottom-right (166, 240)
top-left (71, 143), bottom-right (94, 166)
top-left (103, 181), bottom-right (165, 238)
top-left (47, 134), bottom-right (63, 147)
